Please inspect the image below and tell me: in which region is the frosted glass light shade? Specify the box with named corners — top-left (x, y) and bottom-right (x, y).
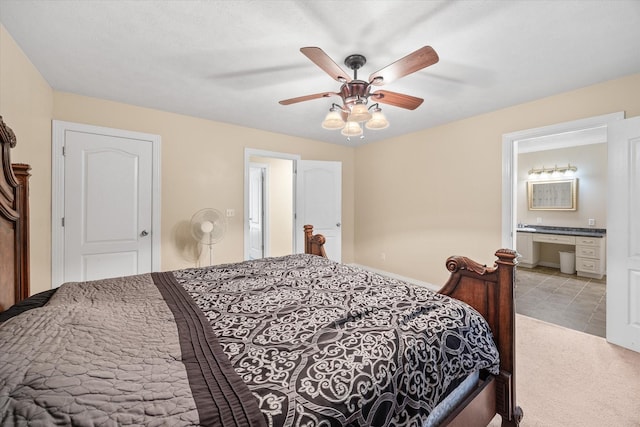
top-left (341, 121), bottom-right (362, 136)
top-left (365, 110), bottom-right (389, 129)
top-left (321, 110), bottom-right (345, 129)
top-left (348, 102), bottom-right (372, 122)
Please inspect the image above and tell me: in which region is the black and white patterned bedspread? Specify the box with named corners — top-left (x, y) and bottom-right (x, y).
top-left (174, 254), bottom-right (500, 427)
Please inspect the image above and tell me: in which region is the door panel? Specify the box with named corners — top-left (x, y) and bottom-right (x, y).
top-left (64, 131), bottom-right (153, 283)
top-left (607, 116), bottom-right (640, 352)
top-left (296, 160), bottom-right (342, 262)
top-left (84, 150), bottom-right (140, 242)
top-left (82, 252), bottom-right (138, 282)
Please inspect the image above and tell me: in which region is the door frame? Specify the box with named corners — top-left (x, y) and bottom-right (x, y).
top-left (501, 112), bottom-right (624, 249)
top-left (51, 121), bottom-right (162, 288)
top-left (244, 148), bottom-right (299, 260)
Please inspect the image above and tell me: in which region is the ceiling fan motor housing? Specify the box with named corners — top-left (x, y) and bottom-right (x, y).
top-left (340, 81), bottom-right (371, 107)
top-left (341, 54), bottom-right (371, 107)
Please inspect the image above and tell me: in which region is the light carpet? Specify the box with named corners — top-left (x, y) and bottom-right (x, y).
top-left (489, 314), bottom-right (640, 427)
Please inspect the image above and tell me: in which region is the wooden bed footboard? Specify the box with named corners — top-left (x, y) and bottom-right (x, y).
top-left (439, 250), bottom-right (523, 426)
top-left (303, 225), bottom-right (522, 427)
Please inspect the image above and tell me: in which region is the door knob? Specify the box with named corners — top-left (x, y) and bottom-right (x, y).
top-left (140, 230), bottom-right (149, 237)
top-left (336, 222), bottom-right (341, 227)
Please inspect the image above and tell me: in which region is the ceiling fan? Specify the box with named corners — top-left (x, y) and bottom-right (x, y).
top-left (279, 46), bottom-right (439, 136)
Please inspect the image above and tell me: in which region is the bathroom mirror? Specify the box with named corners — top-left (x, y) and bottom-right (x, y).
top-left (528, 178), bottom-right (577, 211)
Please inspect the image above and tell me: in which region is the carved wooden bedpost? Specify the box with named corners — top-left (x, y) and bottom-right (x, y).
top-left (303, 225), bottom-right (327, 258)
top-left (493, 249), bottom-right (523, 426)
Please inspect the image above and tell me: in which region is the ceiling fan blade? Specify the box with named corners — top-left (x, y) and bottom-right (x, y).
top-left (369, 46), bottom-right (439, 86)
top-left (279, 92), bottom-right (340, 105)
top-left (370, 90), bottom-right (424, 110)
top-left (300, 47), bottom-right (353, 83)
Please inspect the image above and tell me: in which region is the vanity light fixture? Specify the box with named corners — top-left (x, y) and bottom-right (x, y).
top-left (528, 164), bottom-right (577, 179)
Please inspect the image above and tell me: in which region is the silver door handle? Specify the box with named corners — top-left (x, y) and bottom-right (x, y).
top-left (140, 230), bottom-right (149, 237)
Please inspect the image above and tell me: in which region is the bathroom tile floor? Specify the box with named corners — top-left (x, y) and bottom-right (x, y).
top-left (515, 265), bottom-right (606, 338)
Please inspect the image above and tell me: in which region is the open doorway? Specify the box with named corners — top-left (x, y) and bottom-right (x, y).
top-left (502, 112), bottom-right (623, 337)
top-left (244, 149), bottom-right (298, 260)
top-left (243, 149), bottom-right (343, 263)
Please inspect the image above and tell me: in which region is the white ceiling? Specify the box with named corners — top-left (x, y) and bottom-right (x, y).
top-left (2, 0), bottom-right (640, 146)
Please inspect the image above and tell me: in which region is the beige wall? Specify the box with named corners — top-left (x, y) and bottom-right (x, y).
top-left (1, 24), bottom-right (355, 295)
top-left (355, 73), bottom-right (640, 286)
top-left (0, 25), bottom-right (54, 292)
top-left (517, 144), bottom-right (607, 228)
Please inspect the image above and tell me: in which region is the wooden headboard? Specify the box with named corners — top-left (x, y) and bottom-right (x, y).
top-left (0, 116), bottom-right (30, 312)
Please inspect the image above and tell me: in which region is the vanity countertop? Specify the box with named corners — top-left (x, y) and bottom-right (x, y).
top-left (516, 225), bottom-right (606, 238)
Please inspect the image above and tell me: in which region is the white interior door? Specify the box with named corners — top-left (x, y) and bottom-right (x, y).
top-left (52, 121), bottom-right (160, 286)
top-left (296, 160), bottom-right (342, 262)
top-left (607, 116), bottom-right (640, 352)
top-left (249, 163), bottom-right (266, 259)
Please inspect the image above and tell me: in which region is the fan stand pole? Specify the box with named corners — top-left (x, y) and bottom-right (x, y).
top-left (209, 245), bottom-right (213, 266)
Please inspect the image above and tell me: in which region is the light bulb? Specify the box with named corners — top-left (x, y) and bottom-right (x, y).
top-left (348, 102), bottom-right (372, 122)
top-left (321, 109), bottom-right (345, 129)
top-left (341, 121), bottom-right (362, 137)
top-left (365, 108), bottom-right (389, 130)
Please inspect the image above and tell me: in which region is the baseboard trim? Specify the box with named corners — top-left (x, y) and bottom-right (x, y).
top-left (538, 261), bottom-right (561, 269)
top-left (348, 263), bottom-right (440, 292)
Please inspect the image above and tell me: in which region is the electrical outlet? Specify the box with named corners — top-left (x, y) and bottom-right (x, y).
top-left (226, 208), bottom-right (235, 217)
top-left (380, 252), bottom-right (386, 261)
top-left (588, 218), bottom-right (595, 226)
top-left (536, 217), bottom-right (543, 224)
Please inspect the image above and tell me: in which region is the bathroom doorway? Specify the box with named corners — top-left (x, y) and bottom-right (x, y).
top-left (502, 112), bottom-right (623, 337)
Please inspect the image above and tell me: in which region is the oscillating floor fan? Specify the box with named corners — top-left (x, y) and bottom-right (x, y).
top-left (190, 208), bottom-right (227, 266)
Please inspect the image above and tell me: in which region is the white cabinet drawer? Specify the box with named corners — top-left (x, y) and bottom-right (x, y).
top-left (533, 234), bottom-right (576, 245)
top-left (576, 245), bottom-right (598, 258)
top-left (576, 257), bottom-right (600, 273)
top-left (575, 237), bottom-right (602, 247)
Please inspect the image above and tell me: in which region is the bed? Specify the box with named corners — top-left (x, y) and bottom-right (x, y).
top-left (0, 116), bottom-right (522, 426)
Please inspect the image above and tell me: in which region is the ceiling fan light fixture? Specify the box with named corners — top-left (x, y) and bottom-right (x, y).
top-left (321, 105), bottom-right (346, 129)
top-left (365, 106), bottom-right (389, 130)
top-left (280, 46), bottom-right (438, 140)
top-left (341, 121), bottom-right (362, 137)
top-left (348, 101), bottom-right (372, 122)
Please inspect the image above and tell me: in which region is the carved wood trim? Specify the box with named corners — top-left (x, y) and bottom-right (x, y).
top-left (0, 117), bottom-right (30, 311)
top-left (303, 224), bottom-right (327, 258)
top-left (0, 117), bottom-right (18, 219)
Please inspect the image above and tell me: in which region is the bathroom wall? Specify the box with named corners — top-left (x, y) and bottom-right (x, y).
top-left (517, 143), bottom-right (607, 229)
top-left (517, 143), bottom-right (607, 267)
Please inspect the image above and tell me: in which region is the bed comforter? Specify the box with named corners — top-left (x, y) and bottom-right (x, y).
top-left (1, 254), bottom-right (499, 426)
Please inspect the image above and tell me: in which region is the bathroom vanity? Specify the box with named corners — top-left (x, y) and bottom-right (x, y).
top-left (516, 226), bottom-right (606, 279)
